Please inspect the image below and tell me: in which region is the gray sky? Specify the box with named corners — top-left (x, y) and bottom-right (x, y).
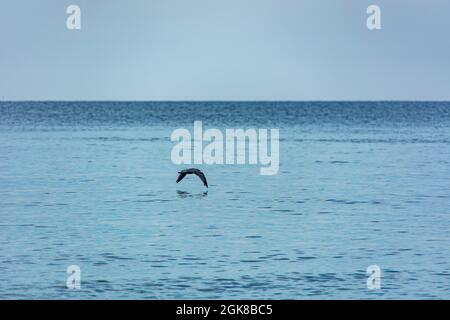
top-left (1, 0), bottom-right (449, 100)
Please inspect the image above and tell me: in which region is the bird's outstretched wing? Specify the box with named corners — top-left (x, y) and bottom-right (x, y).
top-left (195, 171), bottom-right (208, 188)
top-left (176, 172), bottom-right (187, 183)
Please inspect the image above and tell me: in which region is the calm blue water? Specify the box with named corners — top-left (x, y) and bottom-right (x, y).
top-left (0, 101), bottom-right (449, 299)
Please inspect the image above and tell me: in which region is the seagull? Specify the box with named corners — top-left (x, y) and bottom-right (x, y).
top-left (176, 168), bottom-right (208, 188)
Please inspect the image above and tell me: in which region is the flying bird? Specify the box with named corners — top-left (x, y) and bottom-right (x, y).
top-left (176, 168), bottom-right (208, 188)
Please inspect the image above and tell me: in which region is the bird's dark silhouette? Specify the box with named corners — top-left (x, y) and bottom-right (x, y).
top-left (176, 168), bottom-right (208, 188)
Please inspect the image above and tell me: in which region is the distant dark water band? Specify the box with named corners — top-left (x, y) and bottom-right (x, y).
top-left (1, 101), bottom-right (450, 127)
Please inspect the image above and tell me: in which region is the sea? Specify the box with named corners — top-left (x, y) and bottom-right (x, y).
top-left (0, 101), bottom-right (449, 299)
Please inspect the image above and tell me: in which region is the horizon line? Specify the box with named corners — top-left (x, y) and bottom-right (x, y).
top-left (1, 99), bottom-right (450, 103)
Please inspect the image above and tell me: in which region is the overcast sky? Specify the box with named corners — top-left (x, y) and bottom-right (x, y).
top-left (1, 0), bottom-right (449, 100)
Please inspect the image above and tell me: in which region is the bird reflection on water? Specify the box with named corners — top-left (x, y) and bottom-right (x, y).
top-left (176, 190), bottom-right (208, 199)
